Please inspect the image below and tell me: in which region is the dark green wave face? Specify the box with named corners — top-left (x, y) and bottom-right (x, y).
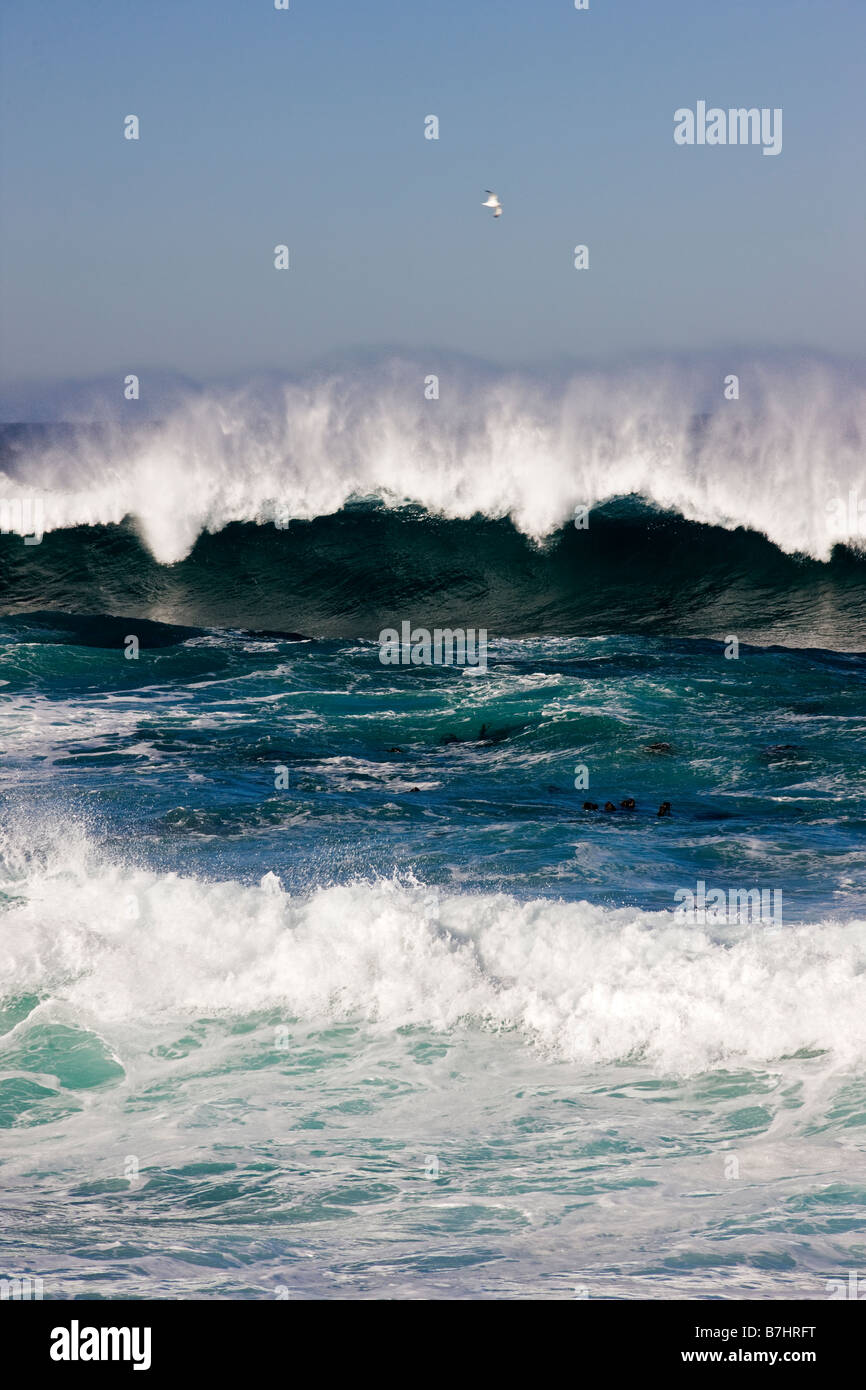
top-left (3, 503), bottom-right (866, 647)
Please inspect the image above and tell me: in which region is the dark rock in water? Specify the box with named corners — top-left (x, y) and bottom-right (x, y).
top-left (657, 801), bottom-right (672, 817)
top-left (603, 801), bottom-right (617, 812)
top-left (387, 747), bottom-right (402, 753)
top-left (583, 800), bottom-right (598, 811)
top-left (645, 741), bottom-right (674, 755)
top-left (620, 797), bottom-right (636, 810)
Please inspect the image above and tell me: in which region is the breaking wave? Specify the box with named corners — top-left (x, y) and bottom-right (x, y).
top-left (2, 822), bottom-right (865, 1074)
top-left (1, 356), bottom-right (864, 564)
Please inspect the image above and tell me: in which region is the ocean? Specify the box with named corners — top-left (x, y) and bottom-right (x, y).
top-left (1, 360), bottom-right (865, 1300)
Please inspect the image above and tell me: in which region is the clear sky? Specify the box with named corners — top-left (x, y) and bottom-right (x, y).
top-left (0, 0), bottom-right (864, 389)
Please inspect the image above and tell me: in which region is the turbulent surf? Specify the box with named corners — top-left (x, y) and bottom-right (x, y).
top-left (1, 359), bottom-right (865, 1298)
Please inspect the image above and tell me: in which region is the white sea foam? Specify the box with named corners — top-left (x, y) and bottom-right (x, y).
top-left (1, 358), bottom-right (863, 563)
top-left (1, 823), bottom-right (864, 1073)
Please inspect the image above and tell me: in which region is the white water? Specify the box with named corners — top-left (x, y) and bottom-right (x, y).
top-left (2, 820), bottom-right (864, 1300)
top-left (1, 358), bottom-right (863, 564)
top-left (2, 823), bottom-right (864, 1074)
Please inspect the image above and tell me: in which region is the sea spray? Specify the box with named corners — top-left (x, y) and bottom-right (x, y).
top-left (2, 356), bottom-right (864, 563)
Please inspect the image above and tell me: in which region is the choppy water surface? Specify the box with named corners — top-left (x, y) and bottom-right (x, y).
top-left (1, 621), bottom-right (864, 1299)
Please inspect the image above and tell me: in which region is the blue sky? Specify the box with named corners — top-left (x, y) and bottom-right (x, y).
top-left (0, 0), bottom-right (864, 388)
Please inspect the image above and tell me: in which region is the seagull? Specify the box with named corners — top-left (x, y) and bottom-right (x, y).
top-left (482, 190), bottom-right (502, 218)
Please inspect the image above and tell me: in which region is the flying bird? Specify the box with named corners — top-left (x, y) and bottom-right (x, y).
top-left (482, 190), bottom-right (502, 218)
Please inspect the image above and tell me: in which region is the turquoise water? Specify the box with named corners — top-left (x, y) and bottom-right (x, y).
top-left (1, 374), bottom-right (865, 1299)
top-left (1, 612), bottom-right (865, 1299)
